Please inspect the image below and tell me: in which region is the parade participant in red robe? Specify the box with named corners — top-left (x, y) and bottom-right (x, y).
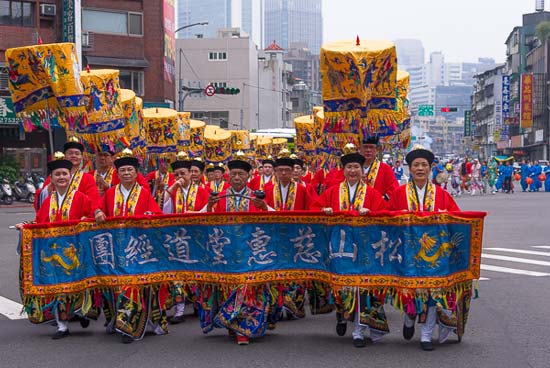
top-left (203, 152), bottom-right (271, 345)
top-left (264, 150), bottom-right (310, 211)
top-left (248, 156), bottom-right (275, 191)
top-left (95, 149), bottom-right (165, 344)
top-left (388, 145), bottom-right (461, 351)
top-left (311, 167), bottom-right (326, 194)
top-left (35, 136), bottom-right (100, 212)
top-left (162, 151), bottom-right (209, 324)
top-left (189, 157), bottom-right (207, 189)
top-left (145, 158), bottom-right (174, 209)
top-left (311, 144), bottom-right (387, 348)
top-left (360, 136), bottom-right (398, 200)
top-left (18, 153), bottom-right (94, 339)
top-left (90, 149), bottom-right (119, 196)
top-left (292, 155), bottom-right (319, 207)
top-left (207, 162), bottom-right (230, 194)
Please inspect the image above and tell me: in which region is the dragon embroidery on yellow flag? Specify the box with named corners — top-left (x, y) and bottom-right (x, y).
top-left (415, 232), bottom-right (464, 268)
top-left (42, 243), bottom-right (80, 275)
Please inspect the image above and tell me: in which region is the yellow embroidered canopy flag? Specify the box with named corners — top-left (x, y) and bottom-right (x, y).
top-left (75, 69), bottom-right (125, 151)
top-left (230, 130), bottom-right (251, 153)
top-left (255, 136), bottom-right (273, 159)
top-left (5, 42), bottom-right (86, 121)
top-left (120, 89), bottom-right (145, 157)
top-left (189, 119), bottom-right (206, 157)
top-left (177, 112), bottom-right (191, 151)
top-left (204, 125), bottom-right (232, 163)
top-left (143, 107), bottom-right (180, 155)
top-left (321, 39), bottom-right (397, 135)
top-left (294, 115), bottom-right (316, 152)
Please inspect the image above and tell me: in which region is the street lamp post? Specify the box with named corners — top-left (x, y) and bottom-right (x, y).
top-left (175, 21), bottom-right (208, 112)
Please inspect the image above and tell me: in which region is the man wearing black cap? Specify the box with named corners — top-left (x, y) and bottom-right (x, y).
top-left (248, 156), bottom-right (275, 191)
top-left (189, 157), bottom-right (206, 189)
top-left (360, 135), bottom-right (398, 200)
top-left (35, 136), bottom-right (100, 212)
top-left (264, 149), bottom-right (310, 211)
top-left (91, 149), bottom-right (118, 196)
top-left (388, 145), bottom-right (461, 351)
top-left (95, 149), bottom-right (165, 344)
top-left (202, 152), bottom-right (271, 345)
top-left (145, 157), bottom-right (175, 209)
top-left (17, 153), bottom-right (94, 339)
top-left (208, 163), bottom-right (229, 193)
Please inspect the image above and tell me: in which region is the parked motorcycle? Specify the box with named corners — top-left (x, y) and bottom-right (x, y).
top-left (0, 178), bottom-right (14, 205)
top-left (13, 176), bottom-right (36, 203)
top-left (30, 172), bottom-right (45, 190)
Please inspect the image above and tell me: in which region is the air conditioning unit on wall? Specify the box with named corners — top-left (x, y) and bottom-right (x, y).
top-left (40, 4), bottom-right (56, 16)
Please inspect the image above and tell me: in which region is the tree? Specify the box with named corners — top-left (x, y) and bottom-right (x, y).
top-left (535, 21), bottom-right (550, 42)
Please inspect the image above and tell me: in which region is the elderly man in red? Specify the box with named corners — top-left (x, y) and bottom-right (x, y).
top-left (95, 149), bottom-right (165, 344)
top-left (311, 143), bottom-right (387, 347)
top-left (388, 145), bottom-right (460, 351)
top-left (248, 156), bottom-right (275, 191)
top-left (360, 135), bottom-right (398, 201)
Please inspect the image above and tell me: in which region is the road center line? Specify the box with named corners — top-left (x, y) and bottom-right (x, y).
top-left (484, 247), bottom-right (550, 257)
top-left (480, 264), bottom-right (550, 277)
top-left (481, 253), bottom-right (550, 266)
top-left (0, 296), bottom-right (27, 320)
top-left (532, 246), bottom-right (550, 249)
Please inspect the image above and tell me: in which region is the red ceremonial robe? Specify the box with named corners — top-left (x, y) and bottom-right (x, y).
top-left (145, 171), bottom-right (175, 193)
top-left (311, 181), bottom-right (387, 212)
top-left (366, 161), bottom-right (399, 199)
top-left (248, 174), bottom-right (274, 191)
top-left (100, 184), bottom-right (162, 216)
top-left (35, 191), bottom-right (93, 223)
top-left (211, 187), bottom-right (264, 212)
top-left (324, 168), bottom-right (344, 190)
top-left (387, 183), bottom-right (459, 212)
top-left (207, 180), bottom-right (230, 194)
top-left (36, 171), bottom-right (100, 211)
top-left (263, 180), bottom-right (310, 211)
top-left (300, 170), bottom-right (313, 184)
top-left (164, 185), bottom-right (210, 213)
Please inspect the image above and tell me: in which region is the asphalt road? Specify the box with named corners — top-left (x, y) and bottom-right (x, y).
top-left (0, 192), bottom-right (548, 368)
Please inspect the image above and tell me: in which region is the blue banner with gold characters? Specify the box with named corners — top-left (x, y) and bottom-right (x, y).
top-left (20, 212), bottom-right (485, 296)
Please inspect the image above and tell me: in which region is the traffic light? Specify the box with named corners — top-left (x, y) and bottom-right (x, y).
top-left (440, 107), bottom-right (458, 112)
top-left (216, 87), bottom-right (240, 95)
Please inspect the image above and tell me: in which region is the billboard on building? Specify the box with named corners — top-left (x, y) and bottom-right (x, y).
top-left (502, 75), bottom-right (510, 118)
top-left (520, 73), bottom-right (533, 128)
top-left (163, 0), bottom-right (176, 83)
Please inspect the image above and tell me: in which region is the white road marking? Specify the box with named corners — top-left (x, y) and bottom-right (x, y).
top-left (478, 277), bottom-right (490, 281)
top-left (481, 253), bottom-right (550, 266)
top-left (480, 264), bottom-right (550, 277)
top-left (532, 246), bottom-right (550, 249)
top-left (484, 247), bottom-right (550, 257)
top-left (0, 296), bottom-right (27, 320)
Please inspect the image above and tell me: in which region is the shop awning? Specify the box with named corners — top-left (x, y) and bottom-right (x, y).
top-left (84, 56), bottom-right (149, 68)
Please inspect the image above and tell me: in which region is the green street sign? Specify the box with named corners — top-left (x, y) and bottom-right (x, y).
top-left (0, 96), bottom-right (22, 125)
top-left (418, 104), bottom-right (434, 116)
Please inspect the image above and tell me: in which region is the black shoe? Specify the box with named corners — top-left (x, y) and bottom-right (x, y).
top-left (336, 322), bottom-right (347, 336)
top-left (353, 338), bottom-right (366, 348)
top-left (51, 330), bottom-right (69, 340)
top-left (168, 315), bottom-right (185, 324)
top-left (403, 324), bottom-right (415, 340)
top-left (79, 317), bottom-right (90, 328)
top-left (121, 335), bottom-right (134, 344)
top-left (420, 341), bottom-right (434, 351)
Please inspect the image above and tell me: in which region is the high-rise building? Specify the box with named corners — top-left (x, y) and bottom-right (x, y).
top-left (177, 0), bottom-right (232, 39)
top-left (264, 0), bottom-right (323, 55)
top-left (394, 39), bottom-right (425, 68)
top-left (241, 0), bottom-right (253, 39)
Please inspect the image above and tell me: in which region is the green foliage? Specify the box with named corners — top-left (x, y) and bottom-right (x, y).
top-left (0, 154), bottom-right (20, 182)
top-left (535, 21), bottom-right (550, 42)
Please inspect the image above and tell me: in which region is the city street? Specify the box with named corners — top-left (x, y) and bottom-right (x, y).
top-left (0, 193), bottom-right (548, 368)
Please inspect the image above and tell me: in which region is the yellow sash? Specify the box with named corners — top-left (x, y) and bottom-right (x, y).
top-left (175, 184), bottom-right (198, 213)
top-left (209, 180), bottom-right (224, 193)
top-left (48, 186), bottom-right (78, 222)
top-left (406, 180), bottom-right (435, 211)
top-left (260, 175), bottom-right (272, 190)
top-left (338, 181), bottom-right (367, 211)
top-left (273, 180), bottom-right (297, 210)
top-left (154, 171), bottom-right (170, 207)
top-left (95, 168), bottom-right (114, 193)
top-left (226, 187), bottom-right (251, 212)
top-left (365, 159), bottom-right (380, 187)
top-left (114, 184), bottom-right (142, 216)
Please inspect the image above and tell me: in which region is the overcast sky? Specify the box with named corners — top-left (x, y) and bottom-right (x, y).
top-left (323, 0), bottom-right (538, 63)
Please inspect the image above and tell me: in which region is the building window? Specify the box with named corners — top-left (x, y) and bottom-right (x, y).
top-left (0, 0), bottom-right (34, 27)
top-left (119, 70), bottom-right (144, 96)
top-left (82, 9), bottom-right (143, 36)
top-left (208, 52), bottom-right (227, 61)
top-left (0, 64), bottom-right (9, 92)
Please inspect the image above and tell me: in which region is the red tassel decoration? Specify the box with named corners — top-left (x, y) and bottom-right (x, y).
top-left (356, 35), bottom-right (360, 46)
top-left (37, 36), bottom-right (43, 45)
top-left (86, 64), bottom-right (90, 73)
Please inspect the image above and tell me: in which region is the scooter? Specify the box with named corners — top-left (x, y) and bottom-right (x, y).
top-left (12, 177), bottom-right (36, 203)
top-left (0, 178), bottom-right (14, 205)
top-left (30, 172), bottom-right (45, 190)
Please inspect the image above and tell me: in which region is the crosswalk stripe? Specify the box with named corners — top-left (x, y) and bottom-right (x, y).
top-left (481, 253), bottom-right (550, 266)
top-left (484, 247), bottom-right (550, 257)
top-left (480, 264), bottom-right (550, 277)
top-left (532, 246), bottom-right (550, 249)
top-left (0, 296), bottom-right (26, 320)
